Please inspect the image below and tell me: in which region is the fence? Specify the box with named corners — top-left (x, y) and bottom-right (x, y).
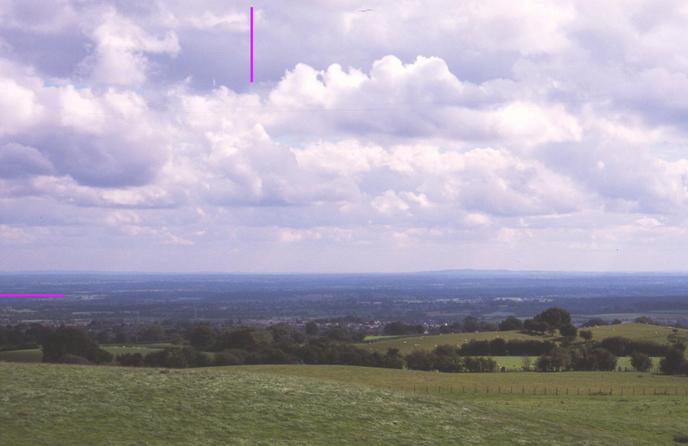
top-left (397, 384), bottom-right (688, 397)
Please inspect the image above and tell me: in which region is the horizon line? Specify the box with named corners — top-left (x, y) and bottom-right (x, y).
top-left (2, 268), bottom-right (688, 275)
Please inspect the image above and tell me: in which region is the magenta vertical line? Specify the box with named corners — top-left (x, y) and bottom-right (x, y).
top-left (250, 6), bottom-right (254, 82)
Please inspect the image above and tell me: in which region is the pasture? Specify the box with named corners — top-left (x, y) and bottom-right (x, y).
top-left (362, 329), bottom-right (549, 354)
top-left (362, 323), bottom-right (688, 355)
top-left (0, 344), bottom-right (165, 363)
top-left (2, 362), bottom-right (688, 445)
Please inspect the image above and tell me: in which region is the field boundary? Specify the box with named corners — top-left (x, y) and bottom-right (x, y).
top-left (389, 383), bottom-right (688, 397)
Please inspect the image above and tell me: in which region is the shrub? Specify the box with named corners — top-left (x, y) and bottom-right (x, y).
top-left (59, 354), bottom-right (90, 364)
top-left (116, 353), bottom-right (143, 367)
top-left (214, 351), bottom-right (244, 366)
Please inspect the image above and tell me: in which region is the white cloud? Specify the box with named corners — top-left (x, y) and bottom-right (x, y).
top-left (1, 1), bottom-right (688, 271)
top-left (85, 9), bottom-right (179, 86)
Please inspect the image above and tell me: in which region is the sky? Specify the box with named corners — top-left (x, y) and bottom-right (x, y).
top-left (1, 0), bottom-right (688, 272)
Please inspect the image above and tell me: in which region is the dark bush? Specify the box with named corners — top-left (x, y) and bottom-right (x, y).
top-left (597, 337), bottom-right (669, 357)
top-left (41, 326), bottom-right (113, 364)
top-left (59, 354), bottom-right (90, 364)
top-left (630, 351), bottom-right (652, 372)
top-left (498, 316), bottom-right (523, 331)
top-left (116, 353), bottom-right (143, 367)
top-left (660, 347), bottom-right (687, 375)
top-left (214, 351), bottom-right (244, 366)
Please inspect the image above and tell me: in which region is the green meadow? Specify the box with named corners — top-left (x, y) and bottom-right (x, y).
top-left (362, 323), bottom-right (688, 354)
top-left (0, 344), bottom-right (166, 363)
top-left (2, 362), bottom-right (688, 445)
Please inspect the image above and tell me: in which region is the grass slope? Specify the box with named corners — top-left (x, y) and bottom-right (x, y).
top-left (3, 362), bottom-right (688, 445)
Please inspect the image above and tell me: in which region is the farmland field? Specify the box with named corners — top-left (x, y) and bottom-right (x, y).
top-left (490, 355), bottom-right (661, 372)
top-left (588, 323), bottom-right (688, 344)
top-left (362, 323), bottom-right (688, 354)
top-left (0, 345), bottom-right (165, 363)
top-left (362, 329), bottom-right (550, 354)
top-left (2, 362), bottom-right (688, 445)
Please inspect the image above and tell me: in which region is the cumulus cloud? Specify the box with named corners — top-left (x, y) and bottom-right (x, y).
top-left (0, 0), bottom-right (688, 271)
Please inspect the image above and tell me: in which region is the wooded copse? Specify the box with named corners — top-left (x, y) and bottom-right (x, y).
top-left (2, 307), bottom-right (687, 374)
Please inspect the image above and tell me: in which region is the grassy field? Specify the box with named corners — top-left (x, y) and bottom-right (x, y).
top-left (588, 323), bottom-right (688, 344)
top-left (363, 323), bottom-right (688, 354)
top-left (491, 355), bottom-right (662, 372)
top-left (362, 329), bottom-right (550, 354)
top-left (2, 362), bottom-right (688, 445)
top-left (0, 344), bottom-right (165, 363)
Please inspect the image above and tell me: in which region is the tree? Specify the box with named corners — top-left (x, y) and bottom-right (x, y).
top-left (498, 316), bottom-right (523, 331)
top-left (405, 350), bottom-right (435, 371)
top-left (534, 307), bottom-right (571, 330)
top-left (523, 319), bottom-right (549, 335)
top-left (588, 348), bottom-right (617, 371)
top-left (581, 318), bottom-right (608, 327)
top-left (138, 324), bottom-right (164, 342)
top-left (630, 351), bottom-right (652, 372)
top-left (463, 316), bottom-right (480, 333)
top-left (521, 356), bottom-right (532, 371)
top-left (536, 347), bottom-right (570, 372)
top-left (579, 330), bottom-right (593, 341)
top-left (660, 346), bottom-right (687, 375)
top-left (559, 324), bottom-right (577, 338)
top-left (188, 325), bottom-right (216, 351)
top-left (305, 321), bottom-right (319, 336)
top-left (383, 321), bottom-right (423, 336)
top-left (41, 326), bottom-right (113, 364)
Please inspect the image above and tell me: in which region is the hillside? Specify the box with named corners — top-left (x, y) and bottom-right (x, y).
top-left (3, 363), bottom-right (688, 445)
top-left (362, 323), bottom-right (688, 354)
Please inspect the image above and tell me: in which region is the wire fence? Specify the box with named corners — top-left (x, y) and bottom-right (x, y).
top-left (396, 384), bottom-right (688, 397)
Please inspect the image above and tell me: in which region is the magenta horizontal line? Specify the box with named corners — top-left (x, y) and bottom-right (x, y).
top-left (0, 293), bottom-right (64, 297)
